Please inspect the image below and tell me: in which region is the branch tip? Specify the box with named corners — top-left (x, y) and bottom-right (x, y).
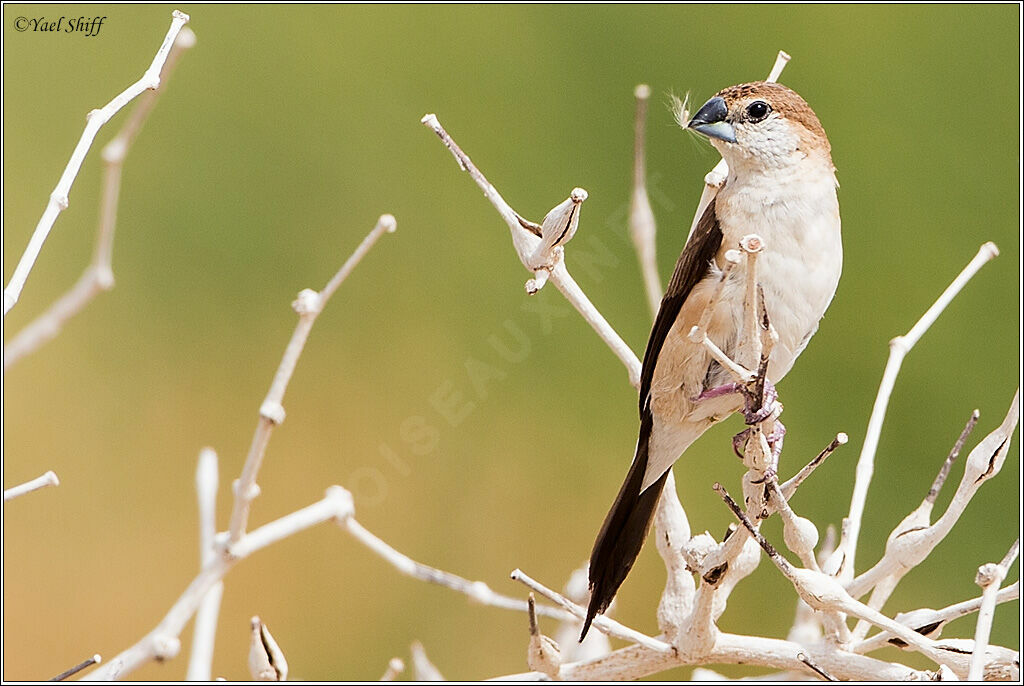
top-left (49, 654), bottom-right (102, 681)
top-left (378, 213), bottom-right (398, 233)
top-left (926, 409), bottom-right (981, 504)
top-left (767, 51), bottom-right (791, 83)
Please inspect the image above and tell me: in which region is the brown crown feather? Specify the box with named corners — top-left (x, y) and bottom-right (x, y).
top-left (717, 81), bottom-right (829, 149)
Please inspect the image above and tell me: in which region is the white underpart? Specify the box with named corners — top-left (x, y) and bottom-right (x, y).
top-left (714, 115), bottom-right (842, 381)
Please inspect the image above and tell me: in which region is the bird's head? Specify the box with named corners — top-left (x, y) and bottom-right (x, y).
top-left (686, 81), bottom-right (833, 173)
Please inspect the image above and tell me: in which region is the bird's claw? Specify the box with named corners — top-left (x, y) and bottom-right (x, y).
top-left (732, 419), bottom-right (786, 466)
top-left (743, 380), bottom-right (778, 425)
top-left (732, 428), bottom-right (751, 459)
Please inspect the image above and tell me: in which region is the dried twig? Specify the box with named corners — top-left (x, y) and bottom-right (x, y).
top-left (968, 539), bottom-right (1019, 680)
top-left (3, 470), bottom-right (59, 502)
top-left (3, 25), bottom-right (196, 370)
top-left (186, 449), bottom-right (223, 681)
top-left (379, 657), bottom-right (405, 681)
top-left (421, 113), bottom-right (642, 389)
top-left (509, 569), bottom-right (672, 652)
top-left (341, 518), bottom-right (572, 622)
top-left (844, 390), bottom-right (1019, 641)
top-left (926, 409), bottom-right (980, 505)
top-left (853, 582), bottom-right (1020, 654)
top-left (836, 242), bottom-right (1000, 580)
top-left (629, 83), bottom-right (661, 317)
top-left (87, 218), bottom-right (396, 680)
top-left (3, 10), bottom-right (191, 317)
top-left (48, 654), bottom-right (101, 681)
top-left (526, 593), bottom-right (561, 677)
top-left (84, 487), bottom-right (355, 680)
top-left (780, 433), bottom-right (848, 498)
top-left (248, 616), bottom-right (288, 681)
top-left (410, 641), bottom-right (445, 681)
top-left (227, 215), bottom-right (396, 544)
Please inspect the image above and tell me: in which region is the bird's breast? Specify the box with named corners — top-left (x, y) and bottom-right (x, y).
top-left (648, 169), bottom-right (841, 427)
top-left (714, 169), bottom-right (842, 380)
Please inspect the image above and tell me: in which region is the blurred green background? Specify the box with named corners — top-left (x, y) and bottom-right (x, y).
top-left (3, 4), bottom-right (1019, 680)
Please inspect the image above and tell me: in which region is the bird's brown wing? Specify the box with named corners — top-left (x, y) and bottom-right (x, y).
top-left (638, 196), bottom-right (724, 415)
top-left (582, 195), bottom-right (724, 641)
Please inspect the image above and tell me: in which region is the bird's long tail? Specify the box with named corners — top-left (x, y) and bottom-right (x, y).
top-left (581, 409), bottom-right (669, 641)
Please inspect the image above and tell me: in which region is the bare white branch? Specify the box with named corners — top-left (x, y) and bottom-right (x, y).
top-left (421, 113), bottom-right (642, 389)
top-left (493, 632), bottom-right (930, 681)
top-left (716, 484), bottom-right (960, 669)
top-left (340, 517), bottom-right (572, 623)
top-left (509, 568), bottom-right (672, 652)
top-left (3, 26), bottom-right (195, 371)
top-left (526, 593), bottom-right (562, 678)
top-left (629, 83), bottom-right (662, 317)
top-left (187, 448), bottom-right (223, 681)
top-left (835, 242), bottom-right (1000, 582)
top-left (227, 215), bottom-right (397, 544)
top-left (767, 50), bottom-right (792, 82)
top-left (968, 539), bottom-right (1019, 680)
top-left (3, 470), bottom-right (59, 502)
top-left (379, 657), bottom-right (405, 681)
top-left (410, 640), bottom-right (445, 681)
top-left (84, 487), bottom-right (354, 680)
top-left (654, 469), bottom-right (695, 639)
top-left (853, 582), bottom-right (1020, 654)
top-left (845, 390), bottom-right (1019, 614)
top-left (2, 10), bottom-right (190, 318)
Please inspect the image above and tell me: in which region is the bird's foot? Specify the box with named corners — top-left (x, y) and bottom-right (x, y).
top-left (732, 428), bottom-right (751, 459)
top-left (732, 419), bottom-right (786, 467)
top-left (697, 380), bottom-right (780, 426)
top-left (743, 379), bottom-right (779, 425)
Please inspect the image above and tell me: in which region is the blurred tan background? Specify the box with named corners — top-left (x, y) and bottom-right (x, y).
top-left (3, 4), bottom-right (1019, 680)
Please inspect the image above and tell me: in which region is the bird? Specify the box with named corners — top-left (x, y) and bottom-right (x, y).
top-left (581, 81), bottom-right (842, 640)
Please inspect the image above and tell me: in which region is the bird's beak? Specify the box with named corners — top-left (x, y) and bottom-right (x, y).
top-left (687, 96), bottom-right (736, 143)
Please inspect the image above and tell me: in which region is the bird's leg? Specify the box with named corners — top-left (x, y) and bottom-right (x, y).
top-left (695, 382), bottom-right (744, 401)
top-left (731, 378), bottom-right (784, 463)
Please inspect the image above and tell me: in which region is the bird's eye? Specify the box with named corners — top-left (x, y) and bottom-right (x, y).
top-left (746, 100), bottom-right (771, 122)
